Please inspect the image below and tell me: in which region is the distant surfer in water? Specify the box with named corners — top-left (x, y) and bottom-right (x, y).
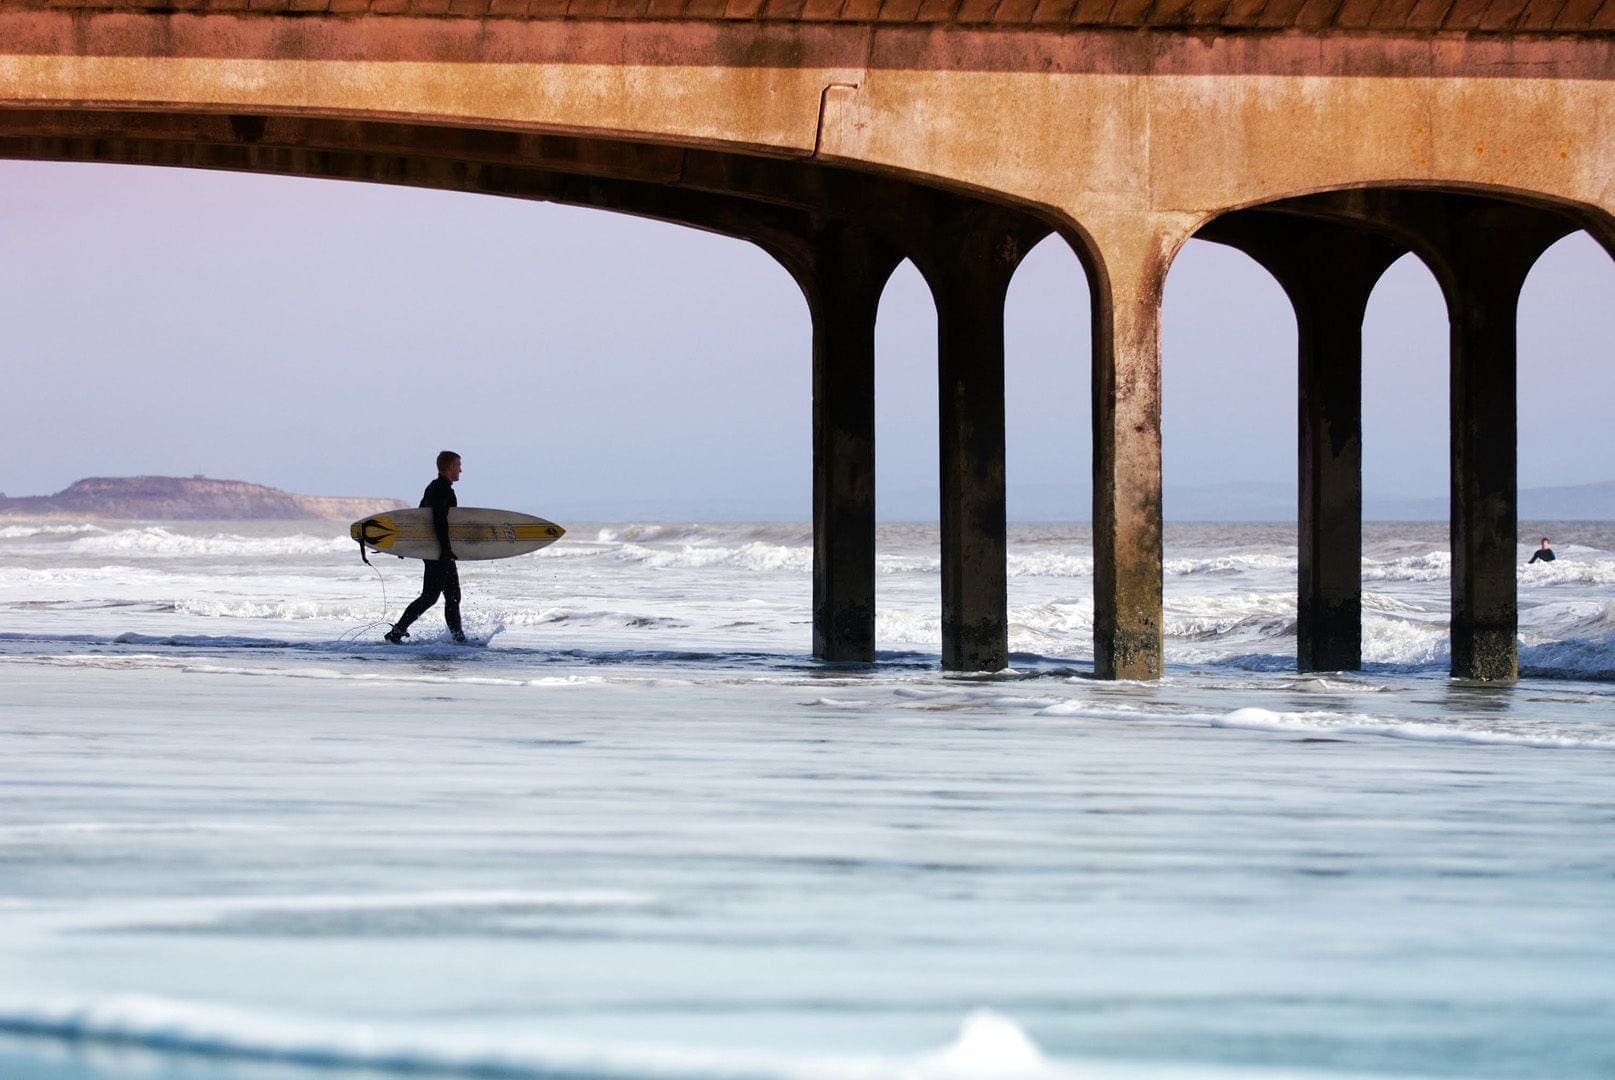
top-left (386, 451), bottom-right (466, 644)
top-left (1527, 537), bottom-right (1556, 565)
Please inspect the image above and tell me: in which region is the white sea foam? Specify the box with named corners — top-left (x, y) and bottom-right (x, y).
top-left (595, 523), bottom-right (710, 544)
top-left (68, 528), bottom-right (349, 558)
top-left (1360, 592), bottom-right (1429, 616)
top-left (878, 610), bottom-right (943, 646)
top-left (1213, 707), bottom-right (1615, 750)
top-left (0, 523), bottom-right (108, 539)
top-left (580, 534), bottom-right (1088, 580)
top-left (0, 996), bottom-right (1372, 1080)
top-left (174, 598), bottom-right (385, 621)
top-left (879, 553), bottom-right (942, 574)
top-left (1519, 633), bottom-right (1615, 680)
top-left (1549, 601), bottom-right (1615, 637)
top-left (0, 566), bottom-right (152, 584)
top-left (612, 541), bottom-right (813, 573)
top-left (514, 607), bottom-right (691, 629)
top-left (1007, 552), bottom-right (1094, 578)
top-left (1360, 615), bottom-right (1449, 667)
top-left (1164, 553), bottom-right (1295, 576)
top-left (1361, 551), bottom-right (1450, 583)
top-left (0, 649), bottom-right (622, 688)
top-left (1521, 558), bottom-right (1615, 587)
top-left (922, 1010), bottom-right (1046, 1074)
top-left (1164, 593), bottom-right (1296, 641)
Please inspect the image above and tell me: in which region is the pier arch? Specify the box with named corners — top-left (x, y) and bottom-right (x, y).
top-left (1189, 184), bottom-right (1615, 680)
top-left (1003, 235), bottom-right (1093, 660)
top-left (1517, 233), bottom-right (1615, 497)
top-left (0, 106), bottom-right (1074, 672)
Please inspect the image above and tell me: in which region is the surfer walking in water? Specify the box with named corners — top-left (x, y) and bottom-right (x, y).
top-left (386, 451), bottom-right (466, 644)
top-left (1527, 537), bottom-right (1556, 565)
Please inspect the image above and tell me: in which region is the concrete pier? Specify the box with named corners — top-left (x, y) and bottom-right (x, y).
top-left (0, 4), bottom-right (1610, 679)
top-left (906, 211), bottom-right (1042, 671)
top-left (1200, 213), bottom-right (1403, 672)
top-left (807, 226), bottom-right (901, 664)
top-left (1437, 207), bottom-right (1575, 682)
top-left (1092, 226), bottom-right (1169, 681)
top-left (928, 238), bottom-right (1012, 673)
top-left (1230, 191), bottom-right (1584, 682)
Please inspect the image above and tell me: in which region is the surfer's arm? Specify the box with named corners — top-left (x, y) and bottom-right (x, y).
top-left (432, 500), bottom-right (456, 561)
top-left (423, 480), bottom-right (456, 561)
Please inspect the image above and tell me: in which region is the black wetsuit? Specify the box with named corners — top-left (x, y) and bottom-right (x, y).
top-left (1528, 547), bottom-right (1556, 564)
top-left (394, 476), bottom-right (462, 637)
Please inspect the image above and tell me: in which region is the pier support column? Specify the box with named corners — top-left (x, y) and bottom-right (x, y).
top-left (1437, 210), bottom-right (1571, 682)
top-left (1198, 214), bottom-right (1403, 672)
top-left (805, 226), bottom-right (902, 662)
top-left (1174, 188), bottom-right (1581, 682)
top-left (914, 213), bottom-right (1043, 672)
top-left (1092, 224), bottom-right (1175, 680)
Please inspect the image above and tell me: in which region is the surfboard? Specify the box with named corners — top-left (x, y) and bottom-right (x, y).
top-left (350, 508), bottom-right (565, 562)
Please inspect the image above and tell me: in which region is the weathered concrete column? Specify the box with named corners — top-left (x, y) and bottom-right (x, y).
top-left (803, 226), bottom-right (902, 662)
top-left (1438, 211), bottom-right (1571, 682)
top-left (1198, 214), bottom-right (1403, 672)
top-left (933, 249), bottom-right (1011, 672)
top-left (1091, 223), bottom-right (1179, 680)
top-left (1217, 191), bottom-right (1582, 683)
top-left (912, 213), bottom-right (1042, 672)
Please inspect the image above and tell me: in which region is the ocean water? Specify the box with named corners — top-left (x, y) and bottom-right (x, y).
top-left (1, 519), bottom-right (1613, 1080)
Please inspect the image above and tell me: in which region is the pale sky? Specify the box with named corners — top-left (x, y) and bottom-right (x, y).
top-left (1, 160), bottom-right (1611, 520)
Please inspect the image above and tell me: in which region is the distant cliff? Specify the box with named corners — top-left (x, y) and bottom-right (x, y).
top-left (0, 476), bottom-right (401, 521)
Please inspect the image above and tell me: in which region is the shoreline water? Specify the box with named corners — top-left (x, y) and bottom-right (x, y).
top-left (2, 520), bottom-right (1613, 1079)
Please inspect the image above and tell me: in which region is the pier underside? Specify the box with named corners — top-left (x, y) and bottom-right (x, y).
top-left (2, 0), bottom-right (1611, 679)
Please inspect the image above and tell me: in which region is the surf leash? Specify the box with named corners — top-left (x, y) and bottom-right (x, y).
top-left (337, 519), bottom-right (396, 643)
top-left (355, 517), bottom-right (383, 566)
top-left (338, 556), bottom-right (393, 644)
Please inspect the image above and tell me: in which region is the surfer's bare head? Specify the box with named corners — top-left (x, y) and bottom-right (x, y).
top-left (437, 451), bottom-right (462, 483)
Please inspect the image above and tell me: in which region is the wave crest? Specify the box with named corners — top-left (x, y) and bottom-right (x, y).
top-left (67, 528), bottom-right (349, 558)
top-left (1214, 706), bottom-right (1615, 750)
top-left (0, 996), bottom-right (1080, 1080)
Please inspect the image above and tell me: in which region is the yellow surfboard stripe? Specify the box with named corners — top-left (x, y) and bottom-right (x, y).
top-left (350, 516), bottom-right (564, 550)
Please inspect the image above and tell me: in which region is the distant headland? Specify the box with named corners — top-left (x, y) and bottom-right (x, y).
top-left (0, 476), bottom-right (400, 522)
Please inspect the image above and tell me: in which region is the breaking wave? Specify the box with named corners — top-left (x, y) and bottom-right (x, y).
top-left (174, 598), bottom-right (386, 621)
top-left (0, 522), bottom-right (108, 539)
top-left (1213, 706), bottom-right (1615, 751)
top-left (67, 527), bottom-right (350, 558)
top-left (1362, 551), bottom-right (1451, 583)
top-left (0, 999), bottom-right (1100, 1080)
top-left (610, 541), bottom-right (812, 573)
top-left (1165, 553), bottom-right (1294, 576)
top-left (1522, 558), bottom-right (1615, 588)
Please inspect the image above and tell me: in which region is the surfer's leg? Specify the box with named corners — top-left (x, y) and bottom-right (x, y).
top-left (392, 562), bottom-right (445, 637)
top-left (443, 562), bottom-right (464, 639)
